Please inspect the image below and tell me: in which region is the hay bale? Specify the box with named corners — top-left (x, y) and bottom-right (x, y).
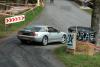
top-left (76, 41), bottom-right (96, 56)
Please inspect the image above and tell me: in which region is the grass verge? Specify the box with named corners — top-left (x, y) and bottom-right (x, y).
top-left (7, 6), bottom-right (43, 31)
top-left (0, 6), bottom-right (43, 38)
top-left (82, 9), bottom-right (92, 15)
top-left (54, 46), bottom-right (100, 67)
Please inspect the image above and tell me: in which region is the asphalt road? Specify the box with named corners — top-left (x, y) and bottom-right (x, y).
top-left (0, 0), bottom-right (91, 67)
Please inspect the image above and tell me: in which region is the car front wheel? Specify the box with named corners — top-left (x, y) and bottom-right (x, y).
top-left (42, 36), bottom-right (48, 46)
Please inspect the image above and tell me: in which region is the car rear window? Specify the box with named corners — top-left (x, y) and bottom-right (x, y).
top-left (25, 27), bottom-right (41, 32)
top-left (32, 27), bottom-right (41, 32)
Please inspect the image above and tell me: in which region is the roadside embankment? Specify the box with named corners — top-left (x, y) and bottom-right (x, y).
top-left (0, 6), bottom-right (43, 38)
top-left (54, 46), bottom-right (100, 67)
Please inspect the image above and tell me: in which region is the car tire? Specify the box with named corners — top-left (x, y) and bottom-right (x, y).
top-left (61, 35), bottom-right (66, 44)
top-left (42, 36), bottom-right (48, 46)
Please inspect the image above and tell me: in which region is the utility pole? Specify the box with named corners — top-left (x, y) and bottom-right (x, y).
top-left (91, 0), bottom-right (100, 45)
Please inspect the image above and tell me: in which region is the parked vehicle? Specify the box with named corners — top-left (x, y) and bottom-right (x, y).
top-left (68, 26), bottom-right (96, 44)
top-left (17, 25), bottom-right (67, 46)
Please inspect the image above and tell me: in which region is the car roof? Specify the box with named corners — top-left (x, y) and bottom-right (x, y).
top-left (68, 26), bottom-right (95, 32)
top-left (24, 25), bottom-right (51, 30)
top-left (34, 25), bottom-right (49, 27)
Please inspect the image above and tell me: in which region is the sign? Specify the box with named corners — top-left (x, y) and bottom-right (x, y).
top-left (67, 33), bottom-right (77, 49)
top-left (77, 32), bottom-right (95, 43)
top-left (5, 15), bottom-right (25, 24)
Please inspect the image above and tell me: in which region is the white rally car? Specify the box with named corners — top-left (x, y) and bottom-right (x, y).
top-left (17, 25), bottom-right (67, 46)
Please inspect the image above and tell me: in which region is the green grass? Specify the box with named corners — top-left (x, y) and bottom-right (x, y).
top-left (0, 16), bottom-right (7, 38)
top-left (0, 16), bottom-right (7, 31)
top-left (8, 6), bottom-right (43, 31)
top-left (54, 46), bottom-right (100, 67)
top-left (0, 6), bottom-right (43, 38)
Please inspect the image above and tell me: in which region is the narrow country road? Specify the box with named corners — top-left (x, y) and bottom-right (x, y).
top-left (0, 0), bottom-right (91, 67)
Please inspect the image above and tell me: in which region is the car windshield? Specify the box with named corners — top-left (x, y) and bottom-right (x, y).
top-left (24, 26), bottom-right (41, 32)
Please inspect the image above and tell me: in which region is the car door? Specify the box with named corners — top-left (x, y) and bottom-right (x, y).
top-left (48, 27), bottom-right (60, 42)
top-left (52, 27), bottom-right (62, 41)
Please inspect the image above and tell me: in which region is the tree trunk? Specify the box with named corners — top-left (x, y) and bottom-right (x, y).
top-left (91, 0), bottom-right (100, 45)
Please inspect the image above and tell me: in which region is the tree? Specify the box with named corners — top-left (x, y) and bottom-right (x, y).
top-left (91, 0), bottom-right (100, 45)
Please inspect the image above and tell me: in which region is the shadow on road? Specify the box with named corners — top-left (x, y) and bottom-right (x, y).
top-left (18, 41), bottom-right (61, 46)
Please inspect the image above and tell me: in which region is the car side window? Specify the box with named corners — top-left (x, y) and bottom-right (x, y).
top-left (40, 28), bottom-right (47, 32)
top-left (48, 27), bottom-right (59, 32)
